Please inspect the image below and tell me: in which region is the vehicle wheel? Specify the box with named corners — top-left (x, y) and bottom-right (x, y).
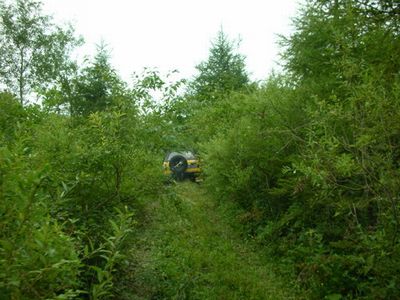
top-left (169, 155), bottom-right (188, 181)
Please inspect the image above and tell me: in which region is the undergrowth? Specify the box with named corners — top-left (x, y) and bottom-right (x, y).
top-left (120, 182), bottom-right (304, 300)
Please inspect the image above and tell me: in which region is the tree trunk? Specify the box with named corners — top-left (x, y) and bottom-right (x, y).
top-left (19, 48), bottom-right (25, 105)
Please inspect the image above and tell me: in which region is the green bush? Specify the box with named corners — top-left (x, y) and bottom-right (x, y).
top-left (194, 2), bottom-right (400, 297)
top-left (0, 84), bottom-right (166, 298)
top-left (0, 141), bottom-right (81, 299)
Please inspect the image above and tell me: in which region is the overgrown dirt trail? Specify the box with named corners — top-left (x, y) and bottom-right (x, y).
top-left (124, 182), bottom-right (302, 299)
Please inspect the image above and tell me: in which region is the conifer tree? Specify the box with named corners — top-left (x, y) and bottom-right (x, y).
top-left (189, 30), bottom-right (249, 103)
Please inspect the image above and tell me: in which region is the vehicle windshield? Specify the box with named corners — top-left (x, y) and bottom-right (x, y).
top-left (181, 151), bottom-right (195, 159)
top-left (165, 151), bottom-right (196, 161)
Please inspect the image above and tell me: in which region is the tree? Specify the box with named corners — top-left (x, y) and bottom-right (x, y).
top-left (189, 30), bottom-right (249, 103)
top-left (281, 0), bottom-right (400, 99)
top-left (67, 43), bottom-right (127, 116)
top-left (0, 0), bottom-right (81, 105)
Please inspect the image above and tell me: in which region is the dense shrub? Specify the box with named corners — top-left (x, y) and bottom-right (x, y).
top-left (0, 78), bottom-right (167, 298)
top-left (2, 0), bottom-right (400, 298)
top-left (196, 1), bottom-right (400, 298)
top-left (0, 100), bottom-right (81, 298)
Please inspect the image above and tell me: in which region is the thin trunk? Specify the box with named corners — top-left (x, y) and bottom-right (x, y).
top-left (19, 48), bottom-right (24, 105)
top-left (115, 164), bottom-right (122, 199)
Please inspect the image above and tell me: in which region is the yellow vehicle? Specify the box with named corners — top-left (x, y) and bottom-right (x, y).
top-left (163, 151), bottom-right (201, 181)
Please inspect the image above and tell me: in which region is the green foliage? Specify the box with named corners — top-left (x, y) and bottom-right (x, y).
top-left (188, 30), bottom-right (250, 104)
top-left (0, 120), bottom-right (81, 299)
top-left (88, 208), bottom-right (135, 299)
top-left (201, 77), bottom-right (303, 213)
top-left (43, 43), bottom-right (130, 116)
top-left (126, 183), bottom-right (301, 299)
top-left (0, 58), bottom-right (169, 298)
top-left (70, 44), bottom-right (127, 116)
top-left (0, 0), bottom-right (81, 104)
top-left (194, 1), bottom-right (400, 298)
top-left (0, 92), bottom-right (26, 142)
top-left (2, 0), bottom-right (400, 298)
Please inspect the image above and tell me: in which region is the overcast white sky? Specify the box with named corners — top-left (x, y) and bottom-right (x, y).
top-left (42, 0), bottom-right (302, 82)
